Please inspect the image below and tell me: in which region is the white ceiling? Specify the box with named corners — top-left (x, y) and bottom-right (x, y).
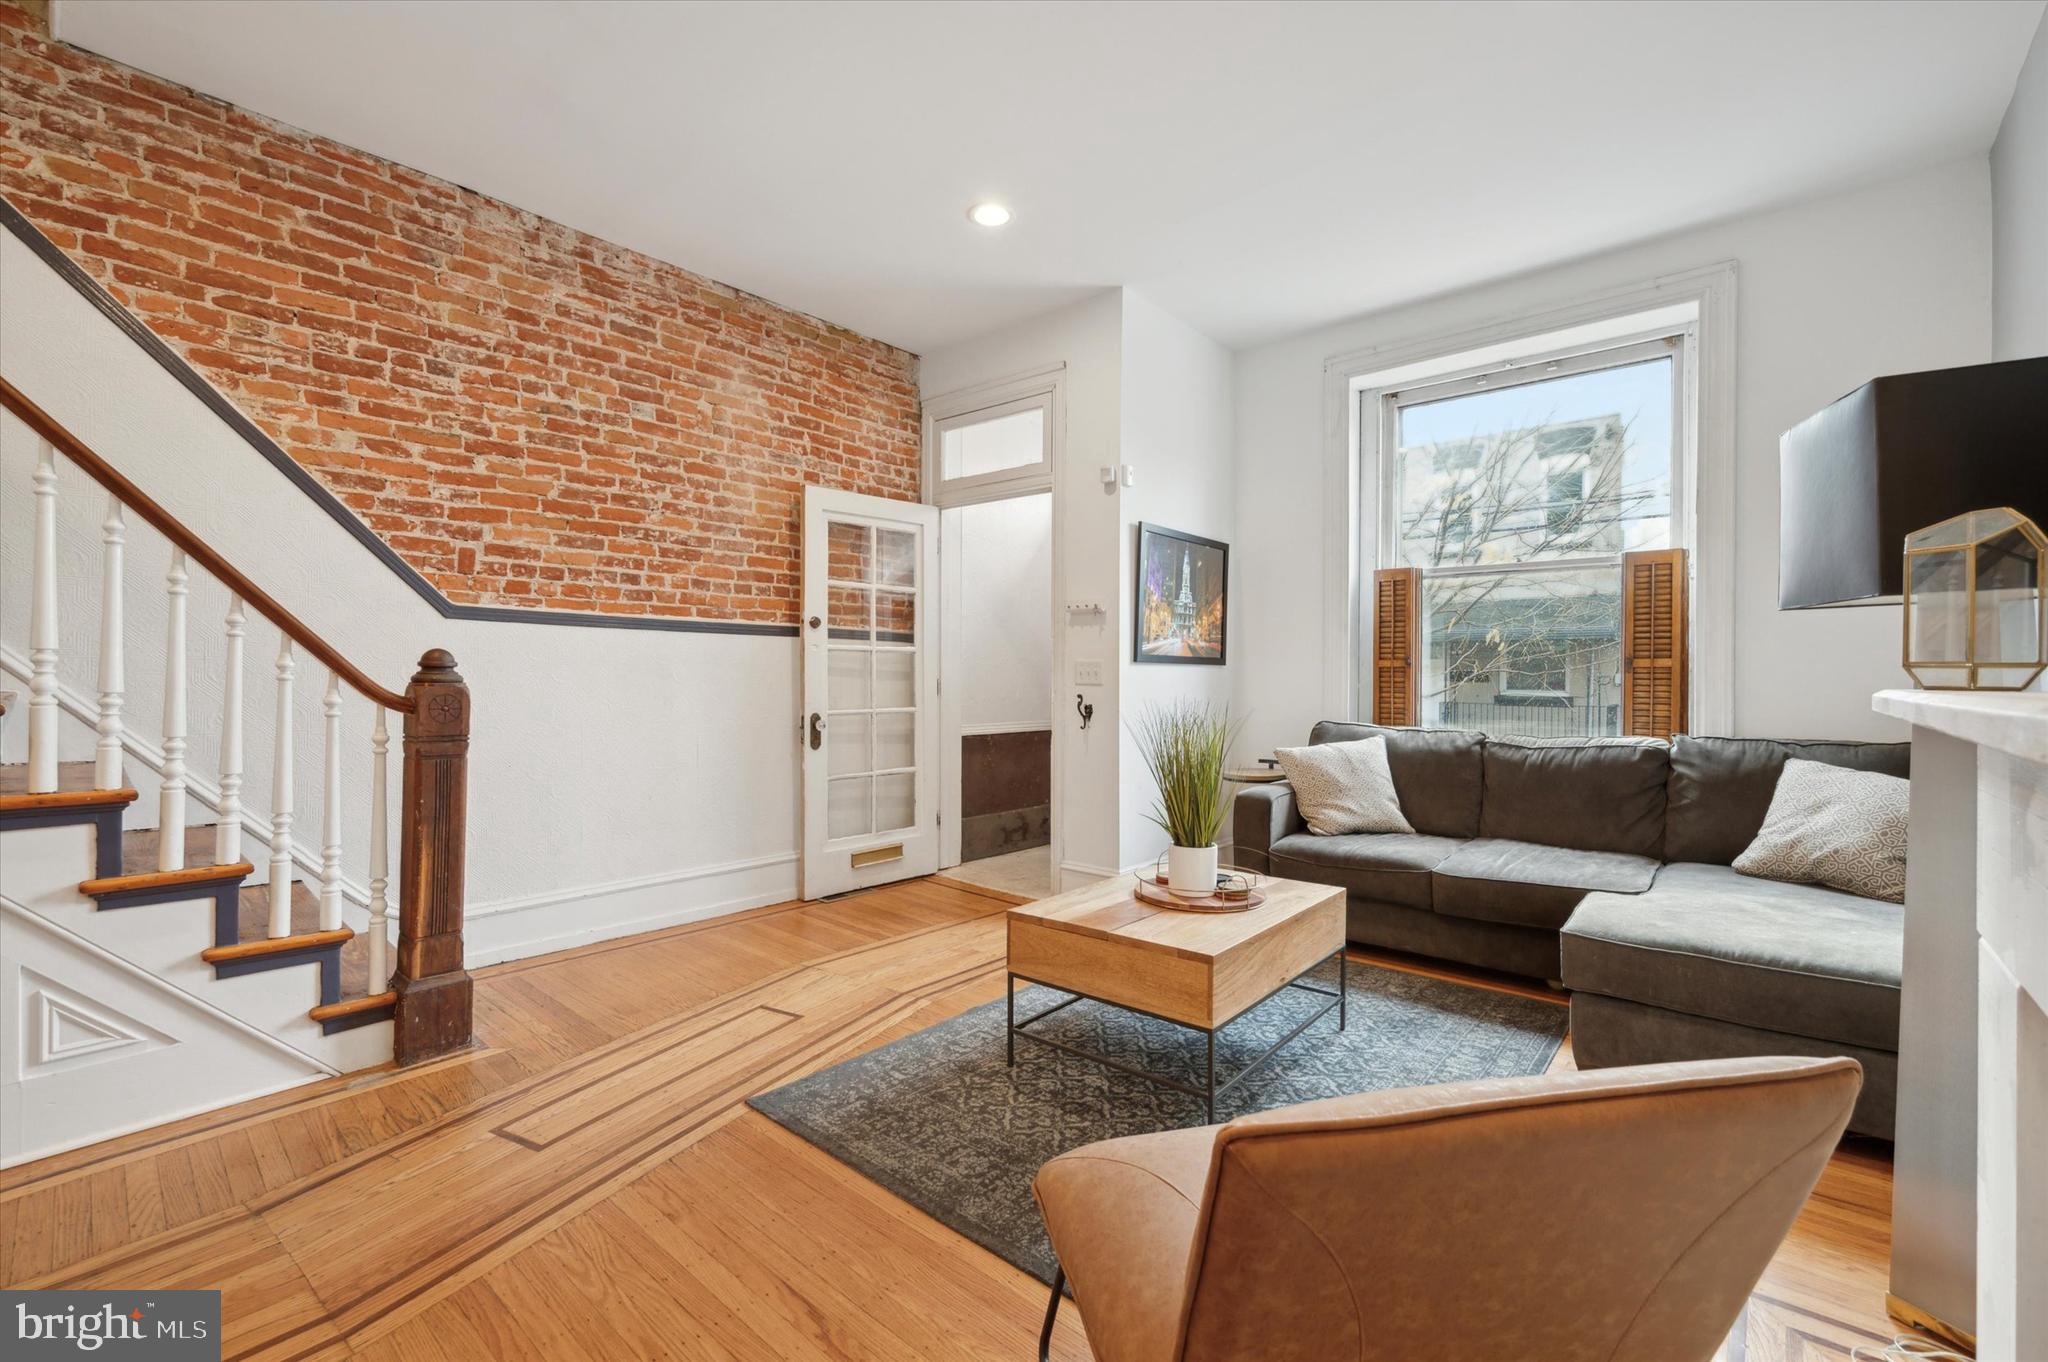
top-left (51, 0), bottom-right (2046, 354)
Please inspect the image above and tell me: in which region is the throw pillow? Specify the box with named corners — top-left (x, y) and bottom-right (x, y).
top-left (1732, 758), bottom-right (1908, 903)
top-left (1273, 736), bottom-right (1414, 836)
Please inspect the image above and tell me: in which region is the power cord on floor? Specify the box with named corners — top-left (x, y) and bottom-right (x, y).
top-left (1848, 1337), bottom-right (1973, 1361)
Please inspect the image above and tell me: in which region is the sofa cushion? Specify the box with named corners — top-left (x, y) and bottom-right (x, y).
top-left (1268, 832), bottom-right (1461, 912)
top-left (1664, 735), bottom-right (1911, 865)
top-left (1732, 759), bottom-right (1909, 902)
top-left (1561, 861), bottom-right (1902, 1052)
top-left (1273, 736), bottom-right (1414, 836)
top-left (1308, 722), bottom-right (1484, 839)
top-left (1478, 737), bottom-right (1670, 857)
top-left (1431, 838), bottom-right (1659, 931)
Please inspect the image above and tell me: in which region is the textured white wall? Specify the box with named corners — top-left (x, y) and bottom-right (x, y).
top-left (1117, 290), bottom-right (1235, 868)
top-left (1993, 7), bottom-right (2048, 360)
top-left (1229, 158), bottom-right (1995, 758)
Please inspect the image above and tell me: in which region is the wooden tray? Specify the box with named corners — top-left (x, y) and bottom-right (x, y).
top-left (1133, 876), bottom-right (1266, 914)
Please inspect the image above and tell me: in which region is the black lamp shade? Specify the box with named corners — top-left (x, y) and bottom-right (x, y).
top-left (1779, 356), bottom-right (2048, 609)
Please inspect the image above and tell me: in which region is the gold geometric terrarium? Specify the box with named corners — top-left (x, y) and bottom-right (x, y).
top-left (1902, 507), bottom-right (2047, 690)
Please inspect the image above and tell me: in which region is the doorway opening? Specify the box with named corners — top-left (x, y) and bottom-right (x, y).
top-left (939, 491), bottom-right (1054, 900)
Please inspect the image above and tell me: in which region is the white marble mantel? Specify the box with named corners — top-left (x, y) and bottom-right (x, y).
top-left (1873, 689), bottom-right (2047, 1361)
top-left (1874, 690), bottom-right (2048, 766)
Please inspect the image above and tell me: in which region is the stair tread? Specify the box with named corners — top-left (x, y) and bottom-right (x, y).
top-left (1, 759), bottom-right (122, 795)
top-left (6, 767), bottom-right (386, 1011)
top-left (120, 823), bottom-right (226, 876)
top-left (310, 991), bottom-right (396, 1022)
top-left (233, 880), bottom-right (379, 1000)
top-left (82, 860), bottom-right (252, 896)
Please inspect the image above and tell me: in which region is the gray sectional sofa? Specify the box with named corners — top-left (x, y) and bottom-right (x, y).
top-left (1233, 721), bottom-right (1909, 1137)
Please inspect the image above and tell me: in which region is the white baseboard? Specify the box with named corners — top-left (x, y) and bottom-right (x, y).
top-left (461, 851), bottom-right (799, 968)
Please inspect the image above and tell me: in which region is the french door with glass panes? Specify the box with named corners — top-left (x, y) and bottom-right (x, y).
top-left (800, 486), bottom-right (941, 898)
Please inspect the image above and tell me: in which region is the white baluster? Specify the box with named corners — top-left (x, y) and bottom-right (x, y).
top-left (95, 497), bottom-right (125, 789)
top-left (215, 597), bottom-right (245, 866)
top-left (269, 637), bottom-right (295, 937)
top-left (27, 441), bottom-right (59, 793)
top-left (368, 706), bottom-right (390, 989)
top-left (319, 673), bottom-right (344, 932)
top-left (157, 549), bottom-right (188, 870)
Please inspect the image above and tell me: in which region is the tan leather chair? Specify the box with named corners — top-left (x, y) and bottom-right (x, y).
top-left (1031, 1055), bottom-right (1860, 1362)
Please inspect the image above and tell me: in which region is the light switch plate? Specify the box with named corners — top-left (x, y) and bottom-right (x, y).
top-left (1073, 660), bottom-right (1103, 686)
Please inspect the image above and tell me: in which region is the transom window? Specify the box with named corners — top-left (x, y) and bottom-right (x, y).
top-left (1375, 333), bottom-right (1688, 740)
top-left (928, 383), bottom-right (1057, 507)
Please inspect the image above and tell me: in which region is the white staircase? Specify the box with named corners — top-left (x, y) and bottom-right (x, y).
top-left (0, 374), bottom-right (472, 1168)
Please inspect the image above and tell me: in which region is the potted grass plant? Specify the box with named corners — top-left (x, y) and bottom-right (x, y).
top-left (1130, 699), bottom-right (1243, 896)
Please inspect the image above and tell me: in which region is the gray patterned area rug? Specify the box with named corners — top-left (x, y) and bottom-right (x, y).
top-left (747, 959), bottom-right (1567, 1283)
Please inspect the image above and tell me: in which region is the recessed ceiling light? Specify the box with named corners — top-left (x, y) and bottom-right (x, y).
top-left (968, 201), bottom-right (1012, 228)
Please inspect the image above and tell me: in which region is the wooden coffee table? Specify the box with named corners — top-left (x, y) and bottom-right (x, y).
top-left (1005, 874), bottom-right (1347, 1120)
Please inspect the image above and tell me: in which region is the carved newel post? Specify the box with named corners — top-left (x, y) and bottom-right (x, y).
top-left (393, 647), bottom-right (473, 1063)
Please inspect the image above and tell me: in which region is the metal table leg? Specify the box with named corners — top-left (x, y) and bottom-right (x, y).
top-left (1006, 952), bottom-right (1346, 1121)
top-left (1205, 1030), bottom-right (1216, 1123)
top-left (1339, 948), bottom-right (1348, 1030)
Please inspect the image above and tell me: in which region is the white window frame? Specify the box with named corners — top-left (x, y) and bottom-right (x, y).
top-left (1376, 331), bottom-right (1689, 583)
top-left (1367, 329), bottom-right (1694, 729)
top-left (1319, 262), bottom-right (1736, 735)
top-left (923, 367), bottom-right (1062, 507)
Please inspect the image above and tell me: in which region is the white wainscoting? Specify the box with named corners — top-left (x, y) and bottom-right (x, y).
top-left (0, 900), bottom-right (339, 1167)
top-left (460, 852), bottom-right (799, 967)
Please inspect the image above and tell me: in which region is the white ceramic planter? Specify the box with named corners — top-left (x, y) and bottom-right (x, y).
top-left (1167, 843), bottom-right (1220, 896)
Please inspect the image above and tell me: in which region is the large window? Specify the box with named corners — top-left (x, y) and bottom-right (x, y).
top-left (1375, 335), bottom-right (1686, 739)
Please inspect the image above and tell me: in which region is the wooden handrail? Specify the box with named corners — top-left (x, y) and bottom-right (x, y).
top-left (0, 375), bottom-right (413, 712)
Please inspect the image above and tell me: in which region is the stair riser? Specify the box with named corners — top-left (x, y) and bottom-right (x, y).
top-left (211, 944), bottom-right (342, 1007)
top-left (3, 823), bottom-right (363, 1059)
top-left (320, 1004), bottom-right (395, 1036)
top-left (93, 882), bottom-right (240, 948)
top-left (0, 804), bottom-right (122, 879)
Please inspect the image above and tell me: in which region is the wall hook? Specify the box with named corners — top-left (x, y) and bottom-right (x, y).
top-left (1075, 693), bottom-right (1094, 730)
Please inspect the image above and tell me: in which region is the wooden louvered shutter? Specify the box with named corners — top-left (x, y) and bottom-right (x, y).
top-left (1371, 567), bottom-right (1419, 726)
top-left (1622, 548), bottom-right (1688, 740)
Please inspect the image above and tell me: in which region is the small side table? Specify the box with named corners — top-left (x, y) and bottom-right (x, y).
top-left (1226, 758), bottom-right (1286, 784)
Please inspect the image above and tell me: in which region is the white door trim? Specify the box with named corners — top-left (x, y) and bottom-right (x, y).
top-left (926, 367), bottom-right (1066, 885)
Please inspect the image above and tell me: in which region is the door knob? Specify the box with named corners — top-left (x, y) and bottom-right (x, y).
top-left (809, 712), bottom-right (824, 750)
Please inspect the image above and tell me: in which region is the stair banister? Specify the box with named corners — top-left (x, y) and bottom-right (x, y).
top-left (1, 374), bottom-right (472, 1064)
top-left (217, 597), bottom-right (245, 865)
top-left (95, 497), bottom-right (125, 789)
top-left (270, 636), bottom-right (296, 937)
top-left (1, 377), bottom-right (409, 711)
top-left (27, 440), bottom-right (59, 791)
top-left (160, 549), bottom-right (189, 871)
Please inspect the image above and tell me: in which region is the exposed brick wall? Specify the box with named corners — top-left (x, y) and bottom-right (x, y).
top-left (0, 4), bottom-right (921, 624)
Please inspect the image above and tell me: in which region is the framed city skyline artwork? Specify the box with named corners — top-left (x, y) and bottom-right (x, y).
top-left (1133, 522), bottom-right (1228, 665)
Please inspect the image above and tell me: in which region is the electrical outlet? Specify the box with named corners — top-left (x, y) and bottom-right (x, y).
top-left (1073, 659), bottom-right (1103, 686)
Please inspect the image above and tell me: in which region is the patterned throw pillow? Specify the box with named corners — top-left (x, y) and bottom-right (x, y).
top-left (1273, 736), bottom-right (1415, 837)
top-left (1732, 758), bottom-right (1908, 903)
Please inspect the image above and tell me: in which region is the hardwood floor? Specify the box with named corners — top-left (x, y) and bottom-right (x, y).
top-left (1, 877), bottom-right (1917, 1360)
